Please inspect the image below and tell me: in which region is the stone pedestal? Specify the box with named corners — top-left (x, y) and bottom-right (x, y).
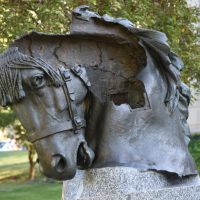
top-left (62, 167), bottom-right (200, 200)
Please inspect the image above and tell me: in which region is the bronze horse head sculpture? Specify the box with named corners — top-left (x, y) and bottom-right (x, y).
top-left (0, 6), bottom-right (198, 180)
top-left (0, 48), bottom-right (94, 180)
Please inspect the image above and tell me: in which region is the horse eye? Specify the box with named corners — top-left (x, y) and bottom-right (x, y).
top-left (31, 75), bottom-right (45, 89)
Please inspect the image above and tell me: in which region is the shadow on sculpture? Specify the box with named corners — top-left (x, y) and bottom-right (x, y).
top-left (0, 6), bottom-right (198, 182)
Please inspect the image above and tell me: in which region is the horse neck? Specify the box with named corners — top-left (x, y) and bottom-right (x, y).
top-left (85, 55), bottom-right (169, 167)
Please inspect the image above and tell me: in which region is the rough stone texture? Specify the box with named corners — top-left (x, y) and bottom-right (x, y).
top-left (62, 167), bottom-right (200, 200)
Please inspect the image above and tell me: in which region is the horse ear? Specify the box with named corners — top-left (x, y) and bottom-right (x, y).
top-left (77, 142), bottom-right (95, 169)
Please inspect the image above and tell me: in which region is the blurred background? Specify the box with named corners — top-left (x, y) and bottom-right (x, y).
top-left (0, 0), bottom-right (199, 200)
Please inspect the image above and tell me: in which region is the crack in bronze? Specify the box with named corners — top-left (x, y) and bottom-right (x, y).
top-left (54, 40), bottom-right (68, 68)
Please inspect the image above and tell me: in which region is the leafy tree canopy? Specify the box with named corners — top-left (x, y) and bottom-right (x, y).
top-left (0, 107), bottom-right (16, 127)
top-left (0, 0), bottom-right (199, 89)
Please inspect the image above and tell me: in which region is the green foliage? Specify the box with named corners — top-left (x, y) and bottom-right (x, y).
top-left (189, 135), bottom-right (200, 173)
top-left (0, 107), bottom-right (16, 128)
top-left (0, 0), bottom-right (199, 89)
top-left (11, 120), bottom-right (28, 143)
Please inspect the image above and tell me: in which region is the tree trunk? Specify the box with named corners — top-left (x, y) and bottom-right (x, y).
top-left (28, 144), bottom-right (37, 181)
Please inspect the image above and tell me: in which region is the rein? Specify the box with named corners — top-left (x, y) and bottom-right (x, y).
top-left (28, 65), bottom-right (91, 143)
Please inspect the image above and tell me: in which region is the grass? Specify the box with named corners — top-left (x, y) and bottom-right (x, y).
top-left (0, 151), bottom-right (28, 182)
top-left (189, 135), bottom-right (200, 173)
top-left (0, 151), bottom-right (62, 200)
top-left (0, 182), bottom-right (62, 200)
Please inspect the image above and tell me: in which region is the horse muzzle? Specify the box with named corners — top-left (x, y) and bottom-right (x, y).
top-left (39, 153), bottom-right (77, 180)
top-left (35, 131), bottom-right (95, 181)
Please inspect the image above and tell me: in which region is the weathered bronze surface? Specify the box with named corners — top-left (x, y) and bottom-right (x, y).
top-left (0, 6), bottom-right (197, 180)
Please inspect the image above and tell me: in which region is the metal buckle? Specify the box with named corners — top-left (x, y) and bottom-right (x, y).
top-left (72, 65), bottom-right (82, 75)
top-left (74, 117), bottom-right (82, 129)
top-left (62, 70), bottom-right (71, 81)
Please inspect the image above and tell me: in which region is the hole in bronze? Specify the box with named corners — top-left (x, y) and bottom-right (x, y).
top-left (109, 80), bottom-right (150, 110)
top-left (110, 92), bottom-right (146, 109)
top-left (110, 93), bottom-right (129, 106)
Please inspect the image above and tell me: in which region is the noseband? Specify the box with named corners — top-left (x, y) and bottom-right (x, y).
top-left (28, 65), bottom-right (91, 143)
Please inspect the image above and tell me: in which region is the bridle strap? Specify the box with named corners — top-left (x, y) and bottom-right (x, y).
top-left (28, 65), bottom-right (90, 143)
top-left (59, 67), bottom-right (84, 134)
top-left (71, 64), bottom-right (91, 87)
top-left (28, 120), bottom-right (86, 142)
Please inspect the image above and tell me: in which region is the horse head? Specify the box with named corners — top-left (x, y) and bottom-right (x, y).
top-left (0, 6), bottom-right (197, 181)
top-left (0, 47), bottom-right (94, 180)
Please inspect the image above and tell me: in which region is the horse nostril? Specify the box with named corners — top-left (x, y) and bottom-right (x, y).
top-left (51, 154), bottom-right (67, 173)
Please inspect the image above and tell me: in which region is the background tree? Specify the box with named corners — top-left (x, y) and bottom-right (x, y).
top-left (0, 0), bottom-right (199, 87)
top-left (12, 121), bottom-right (37, 181)
top-left (0, 0), bottom-right (199, 180)
top-left (0, 113), bottom-right (37, 181)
